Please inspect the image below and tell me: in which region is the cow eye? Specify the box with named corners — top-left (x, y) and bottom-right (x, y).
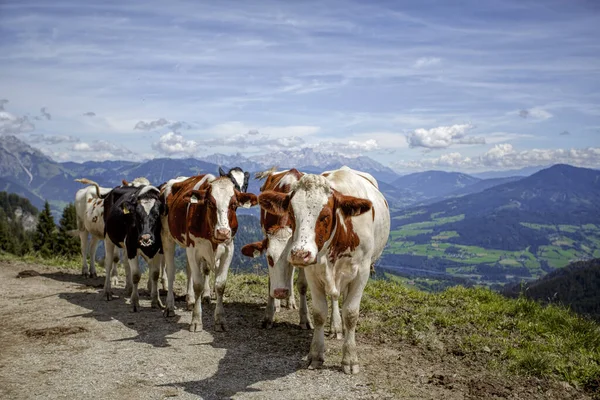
top-left (319, 215), bottom-right (329, 223)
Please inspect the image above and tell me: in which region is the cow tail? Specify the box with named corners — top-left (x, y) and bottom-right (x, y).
top-left (75, 178), bottom-right (103, 198)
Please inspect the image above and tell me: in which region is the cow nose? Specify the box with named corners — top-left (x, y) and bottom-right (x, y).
top-left (215, 228), bottom-right (231, 240)
top-left (273, 288), bottom-right (289, 299)
top-left (139, 234), bottom-right (152, 246)
top-left (289, 249), bottom-right (314, 266)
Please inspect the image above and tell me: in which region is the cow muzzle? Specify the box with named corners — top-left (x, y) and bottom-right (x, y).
top-left (273, 288), bottom-right (289, 299)
top-left (214, 228), bottom-right (231, 242)
top-left (289, 248), bottom-right (315, 266)
top-left (139, 234), bottom-right (153, 247)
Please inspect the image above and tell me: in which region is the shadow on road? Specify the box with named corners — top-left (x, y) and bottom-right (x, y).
top-left (42, 270), bottom-right (188, 347)
top-left (41, 269), bottom-right (315, 399)
top-left (159, 301), bottom-right (313, 399)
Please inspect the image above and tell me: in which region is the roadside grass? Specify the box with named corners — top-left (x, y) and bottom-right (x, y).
top-left (360, 280), bottom-right (600, 394)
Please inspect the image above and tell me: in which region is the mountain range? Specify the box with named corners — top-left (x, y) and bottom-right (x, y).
top-left (0, 135), bottom-right (528, 214)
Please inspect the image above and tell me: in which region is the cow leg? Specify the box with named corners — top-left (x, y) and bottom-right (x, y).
top-left (263, 277), bottom-right (277, 329)
top-left (110, 247), bottom-right (119, 287)
top-left (160, 256), bottom-right (168, 291)
top-left (330, 294), bottom-right (343, 340)
top-left (128, 256), bottom-right (141, 312)
top-left (187, 249), bottom-right (204, 332)
top-left (341, 265), bottom-right (370, 375)
top-left (79, 231), bottom-right (90, 277)
top-left (162, 238), bottom-right (177, 317)
top-left (123, 250), bottom-right (133, 297)
top-left (148, 256), bottom-right (164, 309)
top-left (185, 259), bottom-right (195, 311)
top-left (284, 267), bottom-right (297, 310)
top-left (201, 262), bottom-right (211, 305)
top-left (213, 247), bottom-right (233, 332)
top-left (274, 298), bottom-right (281, 312)
top-left (88, 237), bottom-right (99, 278)
top-left (307, 285), bottom-right (327, 370)
top-left (101, 240), bottom-right (116, 300)
top-left (297, 268), bottom-right (312, 330)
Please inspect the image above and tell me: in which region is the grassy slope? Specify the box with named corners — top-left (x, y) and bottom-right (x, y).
top-left (386, 211), bottom-right (600, 281)
top-left (3, 252), bottom-right (599, 396)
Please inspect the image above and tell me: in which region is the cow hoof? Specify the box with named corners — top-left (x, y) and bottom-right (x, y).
top-left (285, 300), bottom-right (297, 310)
top-left (261, 319), bottom-right (274, 329)
top-left (82, 272), bottom-right (89, 278)
top-left (214, 322), bottom-right (227, 332)
top-left (307, 360), bottom-right (323, 370)
top-left (90, 272), bottom-right (98, 278)
top-left (342, 364), bottom-right (360, 375)
top-left (163, 308), bottom-right (176, 318)
top-left (132, 302), bottom-right (140, 312)
top-left (189, 321), bottom-right (203, 332)
top-left (329, 332), bottom-right (343, 340)
top-left (186, 301), bottom-right (195, 311)
top-left (102, 291), bottom-right (113, 301)
top-left (299, 321), bottom-right (313, 330)
top-left (201, 295), bottom-right (211, 305)
top-left (151, 299), bottom-right (165, 309)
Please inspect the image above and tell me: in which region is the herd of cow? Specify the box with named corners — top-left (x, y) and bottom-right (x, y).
top-left (74, 165), bottom-right (391, 374)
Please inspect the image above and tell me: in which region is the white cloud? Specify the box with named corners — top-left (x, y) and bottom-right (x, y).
top-left (134, 118), bottom-right (170, 131)
top-left (406, 123), bottom-right (484, 149)
top-left (413, 57), bottom-right (441, 68)
top-left (40, 107), bottom-right (51, 120)
top-left (29, 134), bottom-right (80, 145)
top-left (151, 132), bottom-right (200, 156)
top-left (518, 107), bottom-right (553, 120)
top-left (394, 144), bottom-right (600, 170)
top-left (71, 140), bottom-right (138, 160)
top-left (308, 139), bottom-right (379, 155)
top-left (0, 111), bottom-right (35, 135)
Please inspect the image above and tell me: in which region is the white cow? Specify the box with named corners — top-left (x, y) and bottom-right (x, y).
top-left (259, 166), bottom-right (390, 374)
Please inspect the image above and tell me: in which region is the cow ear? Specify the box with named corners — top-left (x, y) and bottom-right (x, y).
top-left (121, 201), bottom-right (134, 215)
top-left (122, 179), bottom-right (129, 186)
top-left (219, 167), bottom-right (227, 177)
top-left (335, 192), bottom-right (372, 217)
top-left (189, 189), bottom-right (208, 204)
top-left (259, 191), bottom-right (290, 215)
top-left (236, 191), bottom-right (258, 209)
top-left (241, 240), bottom-right (266, 258)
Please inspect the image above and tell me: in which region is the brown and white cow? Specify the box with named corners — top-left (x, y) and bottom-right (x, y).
top-left (161, 174), bottom-right (258, 331)
top-left (259, 166), bottom-right (390, 374)
top-left (240, 168), bottom-right (312, 330)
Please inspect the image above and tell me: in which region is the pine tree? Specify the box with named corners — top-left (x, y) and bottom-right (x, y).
top-left (56, 203), bottom-right (79, 256)
top-left (34, 201), bottom-right (57, 258)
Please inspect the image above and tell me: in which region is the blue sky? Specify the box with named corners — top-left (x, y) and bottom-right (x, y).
top-left (0, 0), bottom-right (599, 171)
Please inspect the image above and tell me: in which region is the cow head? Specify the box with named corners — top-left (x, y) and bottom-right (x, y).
top-left (121, 185), bottom-right (163, 250)
top-left (219, 166), bottom-right (250, 193)
top-left (190, 177), bottom-right (258, 243)
top-left (259, 174), bottom-right (372, 267)
top-left (241, 225), bottom-right (294, 299)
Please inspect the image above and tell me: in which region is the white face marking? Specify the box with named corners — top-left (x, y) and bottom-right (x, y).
top-left (140, 198), bottom-right (155, 215)
top-left (230, 170), bottom-right (245, 190)
top-left (266, 226), bottom-right (292, 266)
top-left (289, 188), bottom-right (329, 259)
top-left (211, 179), bottom-right (235, 231)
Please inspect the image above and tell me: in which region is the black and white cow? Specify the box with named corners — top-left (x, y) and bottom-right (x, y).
top-left (101, 182), bottom-right (164, 312)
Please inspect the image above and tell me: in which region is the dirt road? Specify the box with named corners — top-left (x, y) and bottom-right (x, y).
top-left (0, 260), bottom-right (587, 399)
